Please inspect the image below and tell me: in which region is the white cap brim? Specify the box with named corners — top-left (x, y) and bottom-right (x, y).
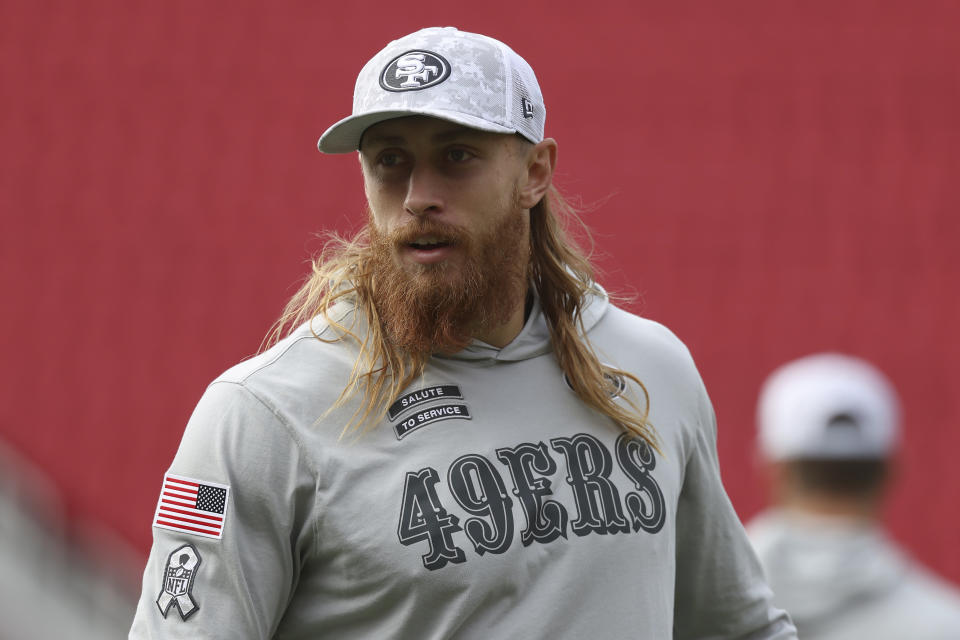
top-left (317, 108), bottom-right (519, 154)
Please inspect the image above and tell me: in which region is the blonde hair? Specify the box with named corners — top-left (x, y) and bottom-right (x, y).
top-left (264, 186), bottom-right (657, 448)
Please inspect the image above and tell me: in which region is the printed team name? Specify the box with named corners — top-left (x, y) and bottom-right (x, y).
top-left (388, 385), bottom-right (464, 421)
top-left (395, 404), bottom-right (471, 439)
top-left (397, 432), bottom-right (667, 571)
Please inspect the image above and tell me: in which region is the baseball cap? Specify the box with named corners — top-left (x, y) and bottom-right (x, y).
top-left (317, 27), bottom-right (545, 154)
top-left (757, 353), bottom-right (901, 461)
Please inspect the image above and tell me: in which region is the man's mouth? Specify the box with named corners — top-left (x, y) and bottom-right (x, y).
top-left (407, 235), bottom-right (453, 250)
top-left (400, 234), bottom-right (458, 264)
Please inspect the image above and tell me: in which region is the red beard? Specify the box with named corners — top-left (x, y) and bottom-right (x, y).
top-left (369, 210), bottom-right (530, 355)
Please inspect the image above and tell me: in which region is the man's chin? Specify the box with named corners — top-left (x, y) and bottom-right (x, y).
top-left (397, 260), bottom-right (470, 290)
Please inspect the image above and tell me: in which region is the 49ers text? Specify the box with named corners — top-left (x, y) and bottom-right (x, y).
top-left (397, 432), bottom-right (665, 570)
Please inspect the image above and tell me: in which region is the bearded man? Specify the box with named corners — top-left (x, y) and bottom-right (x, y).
top-left (130, 27), bottom-right (796, 639)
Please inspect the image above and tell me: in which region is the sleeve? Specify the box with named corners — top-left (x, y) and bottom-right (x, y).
top-left (128, 381), bottom-right (318, 639)
top-left (673, 385), bottom-right (798, 640)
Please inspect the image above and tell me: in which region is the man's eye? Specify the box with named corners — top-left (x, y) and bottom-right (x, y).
top-left (446, 148), bottom-right (474, 163)
top-left (378, 152), bottom-right (403, 167)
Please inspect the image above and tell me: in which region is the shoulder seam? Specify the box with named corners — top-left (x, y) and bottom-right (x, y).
top-left (209, 380), bottom-right (323, 484)
top-left (210, 380), bottom-right (324, 557)
top-left (211, 380), bottom-right (320, 553)
top-left (232, 306), bottom-right (359, 384)
top-left (233, 335), bottom-right (317, 384)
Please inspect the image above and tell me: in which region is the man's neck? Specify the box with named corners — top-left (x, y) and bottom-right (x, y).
top-left (781, 494), bottom-right (882, 524)
top-left (473, 289), bottom-right (531, 348)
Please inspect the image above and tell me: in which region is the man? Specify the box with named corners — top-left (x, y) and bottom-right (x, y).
top-left (748, 353), bottom-right (960, 639)
top-left (130, 27), bottom-right (796, 638)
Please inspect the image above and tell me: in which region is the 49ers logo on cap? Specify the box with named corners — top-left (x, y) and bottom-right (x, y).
top-left (380, 50), bottom-right (451, 92)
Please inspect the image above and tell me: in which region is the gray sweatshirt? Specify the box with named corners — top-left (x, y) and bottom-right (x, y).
top-left (748, 509), bottom-right (960, 639)
top-left (130, 289), bottom-right (796, 639)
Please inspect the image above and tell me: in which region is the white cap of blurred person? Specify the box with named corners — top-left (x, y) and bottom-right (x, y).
top-left (747, 353), bottom-right (960, 640)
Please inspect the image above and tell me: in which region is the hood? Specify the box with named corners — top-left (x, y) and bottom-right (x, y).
top-left (749, 510), bottom-right (908, 630)
top-left (437, 284), bottom-right (610, 364)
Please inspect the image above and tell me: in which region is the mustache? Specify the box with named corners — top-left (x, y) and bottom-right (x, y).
top-left (385, 219), bottom-right (469, 246)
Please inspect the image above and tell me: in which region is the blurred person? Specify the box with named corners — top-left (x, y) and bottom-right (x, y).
top-left (129, 27), bottom-right (796, 638)
top-left (0, 441), bottom-right (138, 639)
top-left (748, 353), bottom-right (960, 639)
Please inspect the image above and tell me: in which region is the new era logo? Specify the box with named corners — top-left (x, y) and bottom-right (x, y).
top-left (521, 96), bottom-right (535, 119)
top-left (153, 474), bottom-right (230, 540)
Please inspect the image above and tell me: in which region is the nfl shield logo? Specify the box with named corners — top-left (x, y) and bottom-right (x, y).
top-left (164, 566), bottom-right (193, 597)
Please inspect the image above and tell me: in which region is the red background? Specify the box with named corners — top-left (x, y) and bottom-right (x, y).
top-left (3, 1), bottom-right (959, 585)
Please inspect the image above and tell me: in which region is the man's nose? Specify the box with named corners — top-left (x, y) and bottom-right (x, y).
top-left (403, 165), bottom-right (443, 217)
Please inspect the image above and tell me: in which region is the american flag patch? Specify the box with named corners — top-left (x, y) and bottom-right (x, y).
top-left (152, 474), bottom-right (230, 540)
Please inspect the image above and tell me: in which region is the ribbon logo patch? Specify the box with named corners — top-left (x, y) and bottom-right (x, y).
top-left (156, 543), bottom-right (201, 620)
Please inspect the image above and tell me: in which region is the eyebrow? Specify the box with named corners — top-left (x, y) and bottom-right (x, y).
top-left (361, 126), bottom-right (486, 149)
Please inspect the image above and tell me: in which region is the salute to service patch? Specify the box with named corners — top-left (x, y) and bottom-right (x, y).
top-left (152, 474), bottom-right (230, 540)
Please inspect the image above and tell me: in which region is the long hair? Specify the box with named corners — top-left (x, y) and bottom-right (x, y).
top-left (264, 186), bottom-right (657, 449)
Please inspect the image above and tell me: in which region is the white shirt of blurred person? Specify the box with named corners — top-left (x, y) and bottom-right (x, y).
top-left (747, 353), bottom-right (960, 639)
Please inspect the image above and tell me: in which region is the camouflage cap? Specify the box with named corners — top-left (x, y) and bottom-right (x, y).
top-left (317, 27), bottom-right (545, 154)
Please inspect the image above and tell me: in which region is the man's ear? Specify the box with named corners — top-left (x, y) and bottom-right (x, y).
top-left (517, 138), bottom-right (557, 209)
